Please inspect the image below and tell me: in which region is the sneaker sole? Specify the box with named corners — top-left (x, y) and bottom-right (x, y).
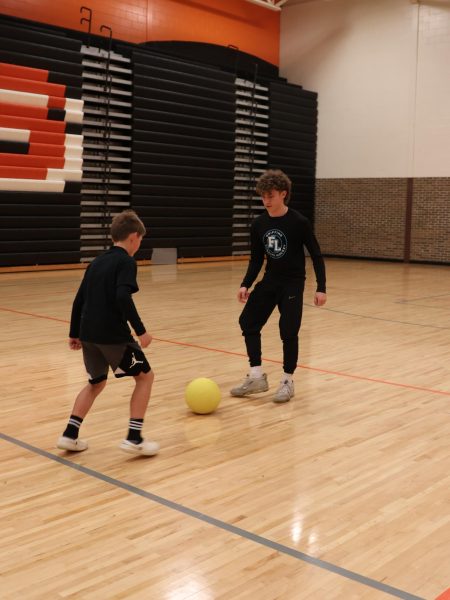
top-left (230, 386), bottom-right (269, 397)
top-left (273, 396), bottom-right (293, 403)
top-left (119, 442), bottom-right (159, 456)
top-left (56, 440), bottom-right (88, 451)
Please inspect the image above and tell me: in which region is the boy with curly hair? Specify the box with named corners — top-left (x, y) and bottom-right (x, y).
top-left (231, 170), bottom-right (327, 403)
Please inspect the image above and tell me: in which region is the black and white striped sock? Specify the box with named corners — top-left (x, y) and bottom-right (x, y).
top-left (127, 418), bottom-right (144, 444)
top-left (62, 415), bottom-right (83, 440)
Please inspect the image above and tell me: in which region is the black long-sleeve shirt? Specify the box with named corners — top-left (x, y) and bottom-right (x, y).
top-left (69, 246), bottom-right (146, 343)
top-left (241, 209), bottom-right (326, 292)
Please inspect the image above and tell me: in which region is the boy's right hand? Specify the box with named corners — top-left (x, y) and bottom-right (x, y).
top-left (69, 337), bottom-right (82, 350)
top-left (139, 332), bottom-right (152, 348)
top-left (237, 287), bottom-right (249, 303)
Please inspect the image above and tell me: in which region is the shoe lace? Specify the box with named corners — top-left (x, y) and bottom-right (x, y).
top-left (278, 380), bottom-right (291, 395)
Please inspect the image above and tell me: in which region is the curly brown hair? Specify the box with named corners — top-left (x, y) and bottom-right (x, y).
top-left (110, 210), bottom-right (146, 242)
top-left (255, 169), bottom-right (292, 204)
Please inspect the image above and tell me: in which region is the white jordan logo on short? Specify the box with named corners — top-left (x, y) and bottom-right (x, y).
top-left (130, 353), bottom-right (143, 368)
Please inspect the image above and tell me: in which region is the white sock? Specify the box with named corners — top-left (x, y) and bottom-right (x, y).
top-left (250, 366), bottom-right (263, 379)
top-left (281, 372), bottom-right (293, 383)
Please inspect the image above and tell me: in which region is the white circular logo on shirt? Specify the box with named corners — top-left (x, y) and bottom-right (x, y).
top-left (263, 229), bottom-right (287, 259)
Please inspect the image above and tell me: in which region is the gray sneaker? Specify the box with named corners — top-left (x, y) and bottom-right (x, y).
top-left (119, 439), bottom-right (160, 456)
top-left (57, 436), bottom-right (88, 452)
top-left (273, 380), bottom-right (294, 403)
top-left (230, 373), bottom-right (269, 397)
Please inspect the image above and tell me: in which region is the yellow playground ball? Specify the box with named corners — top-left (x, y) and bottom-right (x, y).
top-left (185, 377), bottom-right (221, 414)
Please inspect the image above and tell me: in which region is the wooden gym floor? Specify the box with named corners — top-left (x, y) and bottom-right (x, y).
top-left (0, 258), bottom-right (449, 600)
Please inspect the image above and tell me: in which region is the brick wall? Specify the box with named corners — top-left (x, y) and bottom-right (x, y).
top-left (315, 179), bottom-right (407, 260)
top-left (315, 177), bottom-right (449, 264)
top-left (411, 178), bottom-right (450, 263)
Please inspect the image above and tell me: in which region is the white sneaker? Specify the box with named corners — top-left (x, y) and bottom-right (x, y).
top-left (230, 373), bottom-right (269, 397)
top-left (273, 380), bottom-right (294, 403)
top-left (57, 436), bottom-right (88, 452)
top-left (119, 439), bottom-right (160, 456)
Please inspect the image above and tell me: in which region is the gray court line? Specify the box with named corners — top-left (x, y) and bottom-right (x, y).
top-left (304, 304), bottom-right (450, 330)
top-left (0, 432), bottom-right (425, 600)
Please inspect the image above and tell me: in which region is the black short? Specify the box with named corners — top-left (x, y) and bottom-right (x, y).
top-left (81, 341), bottom-right (151, 384)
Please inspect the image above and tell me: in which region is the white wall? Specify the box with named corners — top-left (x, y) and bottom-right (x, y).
top-left (280, 0), bottom-right (450, 178)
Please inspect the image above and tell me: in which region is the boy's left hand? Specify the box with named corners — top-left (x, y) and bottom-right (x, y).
top-left (314, 292), bottom-right (327, 307)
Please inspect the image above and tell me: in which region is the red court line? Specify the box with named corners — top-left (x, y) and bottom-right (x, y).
top-left (1, 305), bottom-right (449, 397)
top-left (152, 336), bottom-right (450, 397)
top-left (0, 306), bottom-right (69, 324)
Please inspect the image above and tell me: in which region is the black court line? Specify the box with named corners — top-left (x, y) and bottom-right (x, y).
top-left (0, 432), bottom-right (426, 600)
top-left (304, 304), bottom-right (450, 330)
top-left (396, 292), bottom-right (450, 303)
top-left (394, 302), bottom-right (450, 310)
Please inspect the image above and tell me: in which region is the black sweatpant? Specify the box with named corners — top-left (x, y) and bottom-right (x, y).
top-left (239, 277), bottom-right (305, 374)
